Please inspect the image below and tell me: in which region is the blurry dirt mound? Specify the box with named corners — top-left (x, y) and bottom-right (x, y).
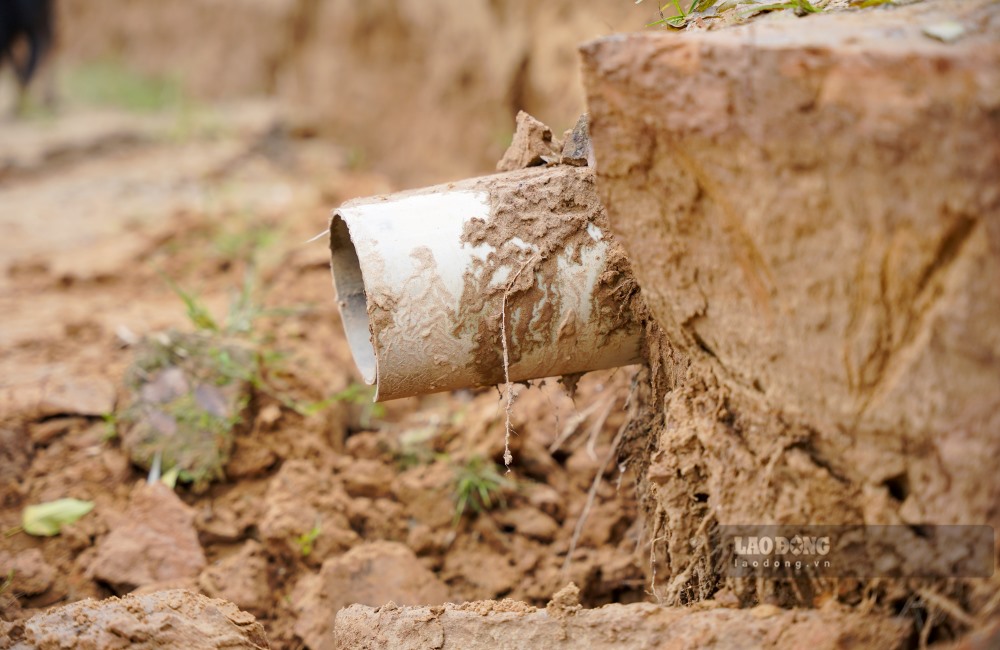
top-left (335, 598), bottom-right (912, 650)
top-left (0, 589), bottom-right (269, 650)
top-left (55, 0), bottom-right (648, 185)
top-left (582, 0), bottom-right (1000, 638)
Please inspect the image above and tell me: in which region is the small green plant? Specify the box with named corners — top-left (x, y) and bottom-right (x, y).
top-left (295, 521), bottom-right (322, 558)
top-left (101, 412), bottom-right (119, 442)
top-left (213, 226), bottom-right (278, 266)
top-left (62, 60), bottom-right (185, 112)
top-left (274, 381), bottom-right (385, 423)
top-left (162, 273), bottom-right (337, 420)
top-left (345, 147), bottom-right (368, 171)
top-left (164, 276), bottom-right (221, 333)
top-left (451, 456), bottom-right (511, 525)
top-left (334, 383), bottom-right (386, 428)
top-left (641, 0), bottom-right (828, 28)
top-left (647, 0), bottom-right (720, 27)
top-left (742, 0), bottom-right (821, 15)
top-left (0, 569), bottom-right (13, 596)
top-left (164, 268), bottom-right (296, 342)
top-left (395, 424), bottom-right (451, 470)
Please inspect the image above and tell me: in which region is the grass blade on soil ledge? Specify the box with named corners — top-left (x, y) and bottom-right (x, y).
top-left (639, 0), bottom-right (898, 29)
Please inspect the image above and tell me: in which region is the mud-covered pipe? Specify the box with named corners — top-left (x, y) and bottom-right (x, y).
top-left (329, 166), bottom-right (642, 401)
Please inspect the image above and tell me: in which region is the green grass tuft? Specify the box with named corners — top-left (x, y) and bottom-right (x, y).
top-left (451, 456), bottom-right (511, 525)
top-left (62, 60), bottom-right (186, 113)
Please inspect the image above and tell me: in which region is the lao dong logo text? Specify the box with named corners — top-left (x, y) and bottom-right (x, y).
top-left (732, 535), bottom-right (831, 571)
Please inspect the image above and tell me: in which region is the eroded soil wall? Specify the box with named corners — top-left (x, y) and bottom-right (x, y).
top-left (582, 0), bottom-right (1000, 615)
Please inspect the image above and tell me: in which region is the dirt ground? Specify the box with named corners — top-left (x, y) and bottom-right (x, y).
top-left (0, 93), bottom-right (648, 648)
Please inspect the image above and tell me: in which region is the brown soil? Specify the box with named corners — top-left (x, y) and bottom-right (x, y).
top-left (0, 102), bottom-right (644, 647)
top-left (582, 0), bottom-right (1000, 641)
top-left (1, 590), bottom-right (269, 650)
top-left (335, 598), bottom-right (912, 650)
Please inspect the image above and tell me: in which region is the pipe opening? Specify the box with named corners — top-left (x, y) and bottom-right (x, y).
top-left (329, 213), bottom-right (377, 386)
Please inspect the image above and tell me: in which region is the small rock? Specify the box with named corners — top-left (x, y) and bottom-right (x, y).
top-left (0, 428), bottom-right (31, 489)
top-left (523, 483), bottom-right (565, 522)
top-left (292, 541), bottom-right (449, 650)
top-left (257, 403), bottom-right (282, 427)
top-left (6, 589), bottom-right (269, 650)
top-left (195, 505), bottom-right (244, 543)
top-left (259, 460), bottom-right (359, 562)
top-left (27, 418), bottom-right (79, 445)
top-left (226, 437), bottom-right (277, 479)
top-left (89, 482), bottom-right (206, 593)
top-left (37, 377), bottom-right (116, 418)
top-left (342, 458), bottom-right (395, 499)
top-left (442, 548), bottom-right (520, 598)
top-left (391, 465), bottom-right (457, 530)
top-left (493, 506), bottom-right (560, 543)
top-left (546, 582), bottom-right (581, 620)
top-left (496, 111), bottom-right (561, 172)
top-left (0, 549), bottom-right (55, 596)
top-left (198, 540), bottom-right (271, 617)
top-left (560, 114), bottom-right (593, 167)
top-left (751, 603), bottom-right (784, 619)
top-left (344, 431), bottom-right (389, 460)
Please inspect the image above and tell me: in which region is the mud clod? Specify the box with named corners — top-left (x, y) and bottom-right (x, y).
top-left (546, 582), bottom-right (582, 620)
top-left (0, 590), bottom-right (269, 650)
top-left (560, 114), bottom-right (593, 168)
top-left (496, 111), bottom-right (562, 172)
top-left (88, 482), bottom-right (206, 593)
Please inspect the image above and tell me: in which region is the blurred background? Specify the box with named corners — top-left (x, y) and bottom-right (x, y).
top-left (18, 0), bottom-right (652, 186)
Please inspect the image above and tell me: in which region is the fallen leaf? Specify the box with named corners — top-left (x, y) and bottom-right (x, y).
top-left (22, 499), bottom-right (95, 536)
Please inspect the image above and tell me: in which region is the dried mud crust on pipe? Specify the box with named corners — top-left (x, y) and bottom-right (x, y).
top-left (329, 166), bottom-right (643, 401)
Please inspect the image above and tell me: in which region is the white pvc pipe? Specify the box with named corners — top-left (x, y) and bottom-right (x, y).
top-left (329, 166), bottom-right (642, 401)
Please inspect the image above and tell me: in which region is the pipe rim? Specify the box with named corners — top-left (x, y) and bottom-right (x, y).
top-left (329, 213), bottom-right (378, 387)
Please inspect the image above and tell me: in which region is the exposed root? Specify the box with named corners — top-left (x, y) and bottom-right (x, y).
top-left (648, 529), bottom-right (668, 604)
top-left (585, 395), bottom-right (618, 462)
top-left (662, 510), bottom-right (714, 605)
top-left (562, 414), bottom-right (627, 574)
top-left (562, 371), bottom-right (642, 574)
top-left (917, 587), bottom-right (977, 629)
top-left (980, 584), bottom-right (1000, 621)
top-left (548, 399), bottom-right (605, 454)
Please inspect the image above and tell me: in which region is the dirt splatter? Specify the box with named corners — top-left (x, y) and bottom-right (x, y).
top-left (456, 166), bottom-right (643, 385)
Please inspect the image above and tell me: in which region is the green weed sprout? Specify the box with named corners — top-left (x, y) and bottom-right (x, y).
top-left (452, 456), bottom-right (511, 525)
top-left (641, 0), bottom-right (832, 29)
top-left (295, 521), bottom-right (322, 558)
